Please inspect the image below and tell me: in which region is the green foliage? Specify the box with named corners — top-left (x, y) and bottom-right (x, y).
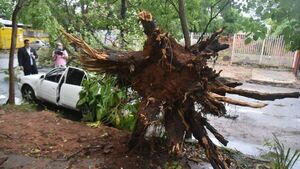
top-left (3, 67), bottom-right (22, 81)
top-left (36, 47), bottom-right (53, 67)
top-left (138, 0), bottom-right (250, 38)
top-left (0, 102), bottom-right (38, 112)
top-left (0, 0), bottom-right (14, 19)
top-left (164, 161), bottom-right (182, 169)
top-left (18, 0), bottom-right (61, 42)
top-left (263, 135), bottom-right (300, 169)
top-left (1, 0), bottom-right (261, 50)
top-left (235, 0), bottom-right (300, 50)
top-left (77, 73), bottom-right (139, 131)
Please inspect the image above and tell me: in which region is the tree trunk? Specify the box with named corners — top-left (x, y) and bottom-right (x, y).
top-left (120, 0), bottom-right (127, 48)
top-left (178, 0), bottom-right (191, 48)
top-left (8, 4), bottom-right (20, 104)
top-left (8, 0), bottom-right (29, 104)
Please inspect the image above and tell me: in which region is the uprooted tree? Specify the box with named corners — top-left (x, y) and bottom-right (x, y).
top-left (62, 11), bottom-right (300, 169)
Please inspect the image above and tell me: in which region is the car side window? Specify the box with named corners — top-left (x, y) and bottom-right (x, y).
top-left (44, 68), bottom-right (66, 83)
top-left (65, 68), bottom-right (85, 86)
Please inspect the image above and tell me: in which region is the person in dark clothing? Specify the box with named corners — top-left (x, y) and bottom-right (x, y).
top-left (17, 39), bottom-right (38, 75)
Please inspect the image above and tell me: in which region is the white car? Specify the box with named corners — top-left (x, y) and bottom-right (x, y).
top-left (30, 40), bottom-right (48, 50)
top-left (18, 67), bottom-right (87, 111)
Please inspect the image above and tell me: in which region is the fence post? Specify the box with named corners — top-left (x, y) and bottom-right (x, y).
top-left (259, 38), bottom-right (266, 65)
top-left (293, 51), bottom-right (299, 77)
top-left (231, 34), bottom-right (236, 64)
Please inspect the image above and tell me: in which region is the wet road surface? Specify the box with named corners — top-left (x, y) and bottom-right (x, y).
top-left (208, 83), bottom-right (300, 168)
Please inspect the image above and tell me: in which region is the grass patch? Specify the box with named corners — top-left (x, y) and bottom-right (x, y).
top-left (164, 161), bottom-right (183, 169)
top-left (262, 134), bottom-right (300, 169)
top-left (0, 102), bottom-right (39, 112)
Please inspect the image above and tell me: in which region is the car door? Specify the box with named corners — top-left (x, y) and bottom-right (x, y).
top-left (59, 67), bottom-right (86, 110)
top-left (36, 68), bottom-right (66, 104)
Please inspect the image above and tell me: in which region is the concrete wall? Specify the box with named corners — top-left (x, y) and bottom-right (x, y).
top-left (232, 53), bottom-right (295, 68)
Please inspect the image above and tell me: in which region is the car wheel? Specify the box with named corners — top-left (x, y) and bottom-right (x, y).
top-left (21, 85), bottom-right (36, 103)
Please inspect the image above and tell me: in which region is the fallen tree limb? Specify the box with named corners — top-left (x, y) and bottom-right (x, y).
top-left (204, 118), bottom-right (228, 146)
top-left (209, 93), bottom-right (267, 108)
top-left (212, 86), bottom-right (300, 101)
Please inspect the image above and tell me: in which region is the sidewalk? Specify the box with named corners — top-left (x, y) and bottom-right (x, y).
top-left (212, 64), bottom-right (300, 89)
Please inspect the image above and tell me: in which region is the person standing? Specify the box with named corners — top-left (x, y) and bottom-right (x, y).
top-left (52, 42), bottom-right (68, 67)
top-left (17, 39), bottom-right (38, 76)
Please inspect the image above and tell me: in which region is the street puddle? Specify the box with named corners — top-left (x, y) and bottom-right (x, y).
top-left (209, 136), bottom-right (300, 169)
top-left (226, 105), bottom-right (263, 115)
top-left (209, 136), bottom-right (265, 156)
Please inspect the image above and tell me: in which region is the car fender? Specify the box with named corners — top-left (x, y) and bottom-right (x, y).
top-left (18, 73), bottom-right (45, 99)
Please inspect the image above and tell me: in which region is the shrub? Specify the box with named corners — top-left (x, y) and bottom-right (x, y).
top-left (77, 73), bottom-right (139, 131)
top-left (36, 47), bottom-right (53, 67)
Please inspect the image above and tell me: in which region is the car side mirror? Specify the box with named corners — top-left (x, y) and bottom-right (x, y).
top-left (40, 75), bottom-right (45, 79)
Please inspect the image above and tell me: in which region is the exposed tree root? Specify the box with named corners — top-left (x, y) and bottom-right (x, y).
top-left (212, 85), bottom-right (300, 101)
top-left (62, 11), bottom-right (300, 169)
top-left (209, 93), bottom-right (267, 108)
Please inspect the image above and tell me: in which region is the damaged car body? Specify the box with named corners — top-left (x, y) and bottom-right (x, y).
top-left (18, 67), bottom-right (87, 111)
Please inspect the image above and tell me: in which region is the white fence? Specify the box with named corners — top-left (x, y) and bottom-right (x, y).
top-left (231, 33), bottom-right (295, 68)
top-left (190, 32), bottom-right (296, 68)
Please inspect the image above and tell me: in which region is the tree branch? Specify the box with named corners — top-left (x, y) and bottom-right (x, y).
top-left (197, 0), bottom-right (231, 44)
top-left (212, 86), bottom-right (300, 101)
top-left (209, 93), bottom-right (267, 108)
top-left (178, 0), bottom-right (191, 48)
top-left (166, 0), bottom-right (179, 13)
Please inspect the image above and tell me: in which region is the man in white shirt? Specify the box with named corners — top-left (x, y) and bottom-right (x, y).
top-left (17, 39), bottom-right (38, 75)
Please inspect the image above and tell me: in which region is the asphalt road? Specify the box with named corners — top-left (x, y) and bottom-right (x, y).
top-left (208, 83), bottom-right (300, 168)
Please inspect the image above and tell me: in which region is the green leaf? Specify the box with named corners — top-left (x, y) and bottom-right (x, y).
top-left (76, 98), bottom-right (86, 107)
top-left (256, 6), bottom-right (264, 15)
top-left (245, 37), bottom-right (252, 44)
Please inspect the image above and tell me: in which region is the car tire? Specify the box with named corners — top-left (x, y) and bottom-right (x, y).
top-left (21, 85), bottom-right (36, 103)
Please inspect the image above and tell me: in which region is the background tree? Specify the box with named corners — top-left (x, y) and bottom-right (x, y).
top-left (0, 0), bottom-right (14, 19)
top-left (6, 0), bottom-right (263, 49)
top-left (178, 0), bottom-right (191, 47)
top-left (8, 0), bottom-right (30, 104)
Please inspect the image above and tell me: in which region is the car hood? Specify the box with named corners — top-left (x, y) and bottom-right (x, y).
top-left (20, 73), bottom-right (45, 81)
top-left (18, 73), bottom-right (46, 89)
